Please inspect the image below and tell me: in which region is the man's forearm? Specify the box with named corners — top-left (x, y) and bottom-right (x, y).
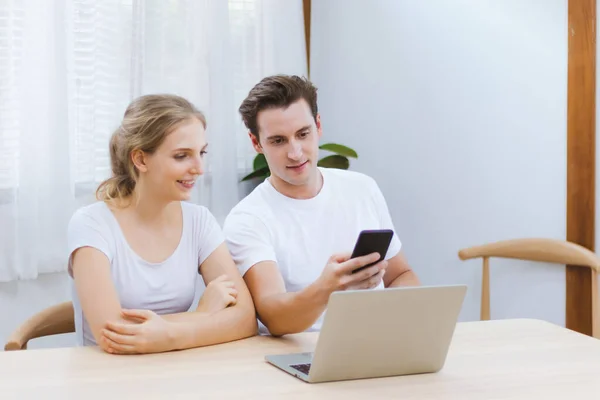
top-left (257, 281), bottom-right (332, 336)
top-left (388, 269), bottom-right (421, 287)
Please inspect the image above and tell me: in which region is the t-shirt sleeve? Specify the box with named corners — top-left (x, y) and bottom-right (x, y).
top-left (66, 208), bottom-right (114, 278)
top-left (194, 206), bottom-right (226, 267)
top-left (369, 178), bottom-right (402, 260)
top-left (223, 211), bottom-right (277, 277)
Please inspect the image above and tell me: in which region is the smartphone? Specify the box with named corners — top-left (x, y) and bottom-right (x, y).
top-left (350, 229), bottom-right (394, 273)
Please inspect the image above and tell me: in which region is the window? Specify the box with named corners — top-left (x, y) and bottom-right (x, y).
top-left (0, 1), bottom-right (23, 192)
top-left (67, 0), bottom-right (135, 187)
top-left (0, 0), bottom-right (305, 280)
top-left (1, 0), bottom-right (261, 196)
top-left (229, 0), bottom-right (262, 171)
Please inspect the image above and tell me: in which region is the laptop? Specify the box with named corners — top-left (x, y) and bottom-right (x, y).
top-left (265, 284), bottom-right (467, 383)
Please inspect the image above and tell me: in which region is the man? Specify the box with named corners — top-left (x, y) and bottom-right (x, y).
top-left (223, 75), bottom-right (420, 336)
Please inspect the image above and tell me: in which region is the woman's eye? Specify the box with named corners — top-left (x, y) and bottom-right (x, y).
top-left (174, 154), bottom-right (187, 160)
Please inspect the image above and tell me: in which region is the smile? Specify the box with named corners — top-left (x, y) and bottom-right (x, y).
top-left (177, 180), bottom-right (195, 189)
top-left (286, 160), bottom-right (309, 169)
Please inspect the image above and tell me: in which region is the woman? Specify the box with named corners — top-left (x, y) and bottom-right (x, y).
top-left (67, 94), bottom-right (257, 354)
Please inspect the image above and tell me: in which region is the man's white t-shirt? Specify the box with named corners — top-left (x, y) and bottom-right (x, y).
top-left (66, 201), bottom-right (224, 346)
top-left (223, 167), bottom-right (402, 333)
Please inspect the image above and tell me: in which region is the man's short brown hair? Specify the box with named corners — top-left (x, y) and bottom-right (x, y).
top-left (238, 74), bottom-right (318, 138)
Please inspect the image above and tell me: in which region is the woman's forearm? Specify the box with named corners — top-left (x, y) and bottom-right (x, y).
top-left (164, 304), bottom-right (257, 350)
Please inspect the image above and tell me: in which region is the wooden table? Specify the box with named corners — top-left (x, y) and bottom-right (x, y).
top-left (1, 319), bottom-right (599, 399)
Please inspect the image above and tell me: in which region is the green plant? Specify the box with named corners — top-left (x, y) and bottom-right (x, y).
top-left (240, 143), bottom-right (358, 182)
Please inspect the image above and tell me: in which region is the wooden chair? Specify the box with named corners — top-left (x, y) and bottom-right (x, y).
top-left (4, 301), bottom-right (75, 350)
top-left (458, 238), bottom-right (600, 338)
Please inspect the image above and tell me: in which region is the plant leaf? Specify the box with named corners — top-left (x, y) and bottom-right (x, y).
top-left (317, 155), bottom-right (350, 169)
top-left (240, 166), bottom-right (270, 182)
top-left (253, 153), bottom-right (268, 171)
top-left (319, 143), bottom-right (358, 158)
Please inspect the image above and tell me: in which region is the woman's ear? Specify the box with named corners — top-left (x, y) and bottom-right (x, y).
top-left (131, 149), bottom-right (148, 173)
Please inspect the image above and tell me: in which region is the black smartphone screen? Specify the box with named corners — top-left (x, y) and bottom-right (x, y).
top-left (350, 229), bottom-right (394, 273)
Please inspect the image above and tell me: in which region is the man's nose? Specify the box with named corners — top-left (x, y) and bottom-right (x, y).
top-left (288, 141), bottom-right (303, 160)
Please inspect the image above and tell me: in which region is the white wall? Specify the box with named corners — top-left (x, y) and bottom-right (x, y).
top-left (311, 0), bottom-right (568, 324)
top-left (0, 273), bottom-right (75, 349)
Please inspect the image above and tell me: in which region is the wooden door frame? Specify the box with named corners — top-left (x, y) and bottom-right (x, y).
top-left (303, 0), bottom-right (311, 76)
top-left (567, 0), bottom-right (597, 337)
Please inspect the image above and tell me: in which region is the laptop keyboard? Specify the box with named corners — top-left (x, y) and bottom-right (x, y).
top-left (290, 363), bottom-right (311, 375)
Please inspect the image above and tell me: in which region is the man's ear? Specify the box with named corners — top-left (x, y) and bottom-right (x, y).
top-left (131, 149), bottom-right (148, 173)
top-left (316, 114), bottom-right (323, 139)
top-left (249, 131), bottom-right (263, 153)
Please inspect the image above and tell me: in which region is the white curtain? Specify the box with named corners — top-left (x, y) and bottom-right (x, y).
top-left (0, 0), bottom-right (307, 282)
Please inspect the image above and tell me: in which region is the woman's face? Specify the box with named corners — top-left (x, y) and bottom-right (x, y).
top-left (137, 117), bottom-right (207, 202)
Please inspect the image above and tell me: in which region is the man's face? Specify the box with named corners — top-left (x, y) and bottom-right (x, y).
top-left (251, 99), bottom-right (322, 190)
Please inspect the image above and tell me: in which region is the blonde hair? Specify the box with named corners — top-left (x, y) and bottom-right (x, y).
top-left (96, 94), bottom-right (206, 204)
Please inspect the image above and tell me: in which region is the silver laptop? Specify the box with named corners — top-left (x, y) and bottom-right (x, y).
top-left (265, 284), bottom-right (467, 383)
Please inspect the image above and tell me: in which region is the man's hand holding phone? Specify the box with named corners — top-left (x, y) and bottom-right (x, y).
top-left (315, 229), bottom-right (395, 294)
top-left (316, 252), bottom-right (388, 293)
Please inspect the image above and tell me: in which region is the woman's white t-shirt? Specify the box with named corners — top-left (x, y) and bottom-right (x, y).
top-left (66, 201), bottom-right (224, 346)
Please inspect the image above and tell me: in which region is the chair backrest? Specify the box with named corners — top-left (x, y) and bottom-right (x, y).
top-left (4, 301), bottom-right (75, 351)
top-left (458, 238), bottom-right (600, 337)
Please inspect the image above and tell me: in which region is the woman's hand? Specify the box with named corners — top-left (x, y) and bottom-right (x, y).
top-left (100, 309), bottom-right (175, 355)
top-left (197, 274), bottom-right (238, 314)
